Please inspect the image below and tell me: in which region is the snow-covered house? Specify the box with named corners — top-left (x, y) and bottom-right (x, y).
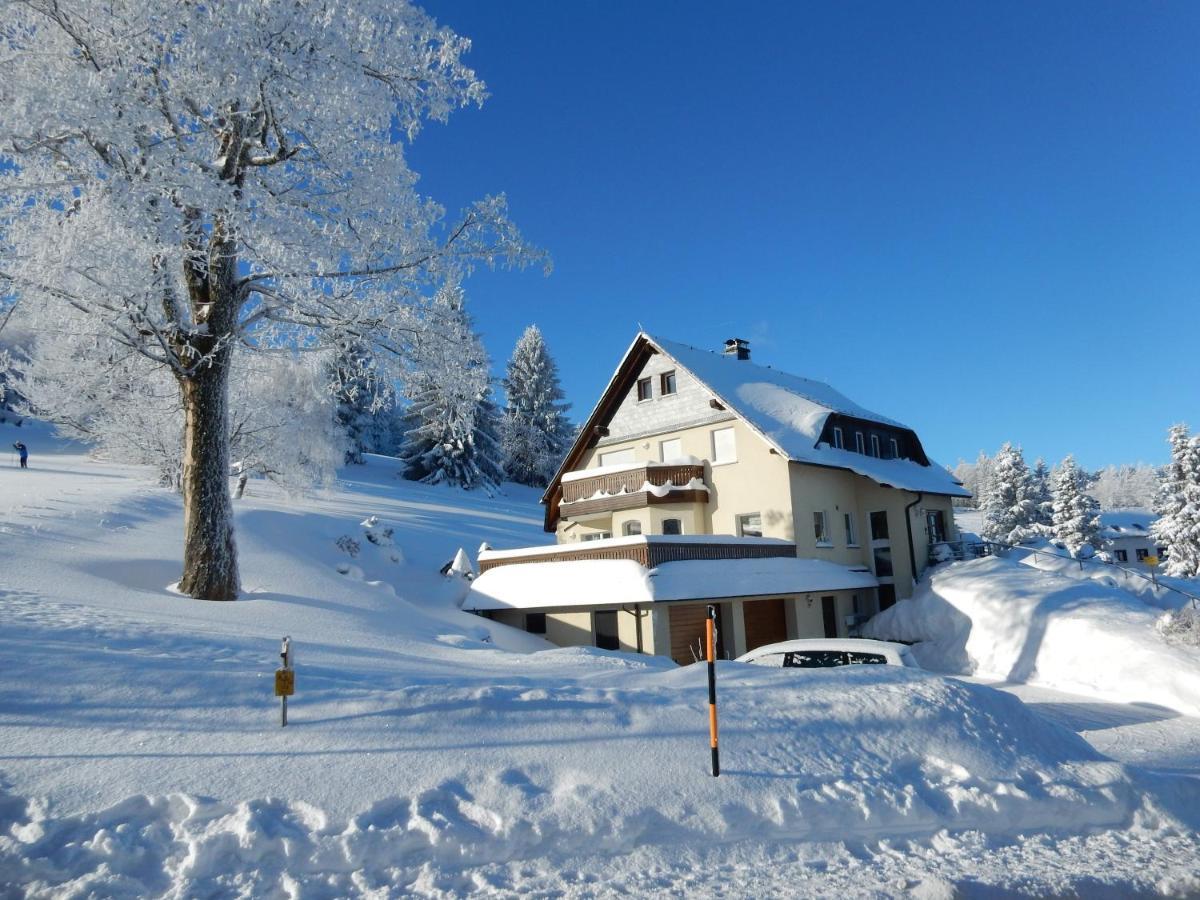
top-left (1099, 511), bottom-right (1165, 564)
top-left (465, 333), bottom-right (969, 663)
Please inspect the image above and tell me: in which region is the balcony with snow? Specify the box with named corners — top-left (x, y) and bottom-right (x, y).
top-left (556, 457), bottom-right (709, 528)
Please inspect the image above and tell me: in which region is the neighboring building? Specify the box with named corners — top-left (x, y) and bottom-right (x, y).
top-left (1099, 511), bottom-right (1164, 564)
top-left (465, 333), bottom-right (969, 663)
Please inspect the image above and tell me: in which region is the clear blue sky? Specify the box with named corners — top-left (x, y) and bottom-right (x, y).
top-left (413, 1), bottom-right (1200, 471)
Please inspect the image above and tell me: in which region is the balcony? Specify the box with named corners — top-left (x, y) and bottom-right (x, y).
top-left (558, 463), bottom-right (708, 518)
top-left (477, 534), bottom-right (796, 573)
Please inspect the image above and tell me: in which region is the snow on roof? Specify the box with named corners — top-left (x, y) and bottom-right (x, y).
top-left (1099, 510), bottom-right (1157, 539)
top-left (477, 533), bottom-right (795, 562)
top-left (463, 556), bottom-right (878, 612)
top-left (646, 335), bottom-right (970, 497)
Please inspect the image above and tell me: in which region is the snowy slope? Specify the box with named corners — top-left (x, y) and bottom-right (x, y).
top-left (1, 424), bottom-right (1199, 896)
top-left (864, 556), bottom-right (1200, 716)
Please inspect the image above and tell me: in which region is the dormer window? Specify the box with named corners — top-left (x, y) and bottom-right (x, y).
top-left (870, 435), bottom-right (881, 458)
top-left (660, 371), bottom-right (677, 396)
top-left (832, 427), bottom-right (844, 450)
top-left (855, 432), bottom-right (865, 455)
top-left (637, 377), bottom-right (652, 402)
top-left (889, 437), bottom-right (899, 459)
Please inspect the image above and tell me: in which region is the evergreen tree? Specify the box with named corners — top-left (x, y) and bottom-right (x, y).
top-left (1050, 455), bottom-right (1102, 557)
top-left (1030, 457), bottom-right (1054, 529)
top-left (982, 443), bottom-right (1040, 543)
top-left (1152, 424), bottom-right (1200, 578)
top-left (500, 325), bottom-right (574, 486)
top-left (329, 342), bottom-right (396, 464)
top-left (399, 283), bottom-right (504, 491)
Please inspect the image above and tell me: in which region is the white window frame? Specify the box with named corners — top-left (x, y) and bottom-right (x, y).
top-left (889, 437), bottom-right (899, 459)
top-left (855, 431), bottom-right (865, 454)
top-left (737, 513), bottom-right (763, 538)
top-left (660, 370), bottom-right (677, 396)
top-left (711, 427), bottom-right (737, 465)
top-left (870, 434), bottom-right (881, 458)
top-left (813, 510), bottom-right (831, 547)
top-left (582, 531), bottom-right (613, 542)
top-left (636, 377), bottom-right (653, 402)
top-left (844, 512), bottom-right (858, 547)
top-left (659, 438), bottom-right (683, 462)
top-left (832, 427), bottom-right (844, 450)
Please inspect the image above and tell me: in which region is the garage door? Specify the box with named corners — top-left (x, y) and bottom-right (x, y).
top-left (743, 598), bottom-right (788, 651)
top-left (669, 604), bottom-right (725, 665)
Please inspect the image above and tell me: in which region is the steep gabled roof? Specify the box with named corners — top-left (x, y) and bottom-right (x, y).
top-left (541, 333), bottom-right (969, 527)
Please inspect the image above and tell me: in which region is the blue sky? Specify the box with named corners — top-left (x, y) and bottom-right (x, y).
top-left (413, 1), bottom-right (1200, 471)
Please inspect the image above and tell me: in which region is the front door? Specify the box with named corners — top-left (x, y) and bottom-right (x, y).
top-left (821, 596), bottom-right (838, 638)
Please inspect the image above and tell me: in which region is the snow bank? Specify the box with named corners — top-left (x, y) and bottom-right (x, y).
top-left (864, 556), bottom-right (1200, 715)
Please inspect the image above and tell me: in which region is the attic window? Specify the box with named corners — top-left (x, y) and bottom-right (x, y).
top-left (833, 427), bottom-right (844, 449)
top-left (855, 432), bottom-right (865, 455)
top-left (660, 371), bottom-right (677, 396)
top-left (889, 437), bottom-right (899, 459)
top-left (870, 435), bottom-right (881, 458)
top-left (637, 377), bottom-right (653, 402)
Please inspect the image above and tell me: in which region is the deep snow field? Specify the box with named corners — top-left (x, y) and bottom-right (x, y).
top-left (2, 420), bottom-right (1200, 898)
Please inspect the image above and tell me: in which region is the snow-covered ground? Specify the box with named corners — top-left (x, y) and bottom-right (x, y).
top-left (2, 422), bottom-right (1200, 896)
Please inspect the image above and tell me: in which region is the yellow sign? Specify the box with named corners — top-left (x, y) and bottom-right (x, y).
top-left (1145, 556), bottom-right (1159, 567)
top-left (274, 669), bottom-right (295, 697)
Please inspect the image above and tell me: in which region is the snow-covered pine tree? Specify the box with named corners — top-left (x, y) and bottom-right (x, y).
top-left (329, 343), bottom-right (396, 465)
top-left (1152, 424), bottom-right (1200, 579)
top-left (1030, 457), bottom-right (1053, 529)
top-left (981, 443), bottom-right (1040, 543)
top-left (500, 325), bottom-right (574, 487)
top-left (0, 1), bottom-right (542, 599)
top-left (1050, 455), bottom-right (1102, 557)
top-left (399, 283), bottom-right (504, 491)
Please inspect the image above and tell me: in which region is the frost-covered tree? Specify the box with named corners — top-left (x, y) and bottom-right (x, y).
top-left (1, 2), bottom-right (543, 599)
top-left (1152, 425), bottom-right (1200, 579)
top-left (953, 451), bottom-right (994, 510)
top-left (982, 443), bottom-right (1040, 543)
top-left (1029, 457), bottom-right (1053, 529)
top-left (329, 343), bottom-right (399, 465)
top-left (1092, 463), bottom-right (1160, 510)
top-left (1050, 455), bottom-right (1102, 557)
top-left (500, 325), bottom-right (574, 486)
top-left (399, 283), bottom-right (504, 491)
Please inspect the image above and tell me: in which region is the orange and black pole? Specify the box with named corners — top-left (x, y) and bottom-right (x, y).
top-left (706, 604), bottom-right (720, 777)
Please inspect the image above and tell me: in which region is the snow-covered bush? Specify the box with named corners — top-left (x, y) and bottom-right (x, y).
top-left (1157, 606), bottom-right (1200, 648)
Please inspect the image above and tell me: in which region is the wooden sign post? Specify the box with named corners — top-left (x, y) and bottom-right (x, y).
top-left (275, 636), bottom-right (294, 726)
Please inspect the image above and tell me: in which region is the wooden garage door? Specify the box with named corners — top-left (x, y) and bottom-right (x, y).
top-left (669, 604), bottom-right (727, 665)
top-left (743, 598), bottom-right (788, 652)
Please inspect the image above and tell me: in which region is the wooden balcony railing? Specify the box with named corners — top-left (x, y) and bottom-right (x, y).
top-left (561, 464), bottom-right (705, 504)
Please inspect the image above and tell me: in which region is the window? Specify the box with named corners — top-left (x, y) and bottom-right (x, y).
top-left (844, 512), bottom-right (858, 546)
top-left (1136, 548), bottom-right (1150, 561)
top-left (593, 611), bottom-right (620, 651)
top-left (870, 435), bottom-right (881, 458)
top-left (660, 371), bottom-right (677, 396)
top-left (783, 650), bottom-right (846, 668)
top-left (711, 427), bottom-right (736, 464)
top-left (813, 511), bottom-right (831, 545)
top-left (925, 510), bottom-right (946, 544)
top-left (877, 583), bottom-right (897, 610)
top-left (1115, 549), bottom-right (1128, 562)
top-left (833, 427), bottom-right (844, 450)
top-left (873, 547), bottom-right (893, 577)
top-left (737, 513), bottom-right (763, 538)
top-left (599, 448), bottom-right (635, 467)
top-left (889, 437), bottom-right (900, 459)
top-left (855, 431), bottom-right (865, 454)
top-left (525, 612), bottom-right (546, 635)
top-left (662, 518), bottom-right (683, 535)
top-left (582, 531), bottom-right (612, 542)
top-left (623, 521), bottom-right (642, 536)
top-left (659, 438), bottom-right (682, 461)
top-left (869, 510), bottom-right (889, 541)
top-left (637, 377), bottom-right (652, 402)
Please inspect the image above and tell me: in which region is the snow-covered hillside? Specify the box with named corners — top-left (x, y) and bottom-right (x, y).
top-left (2, 423), bottom-right (1200, 896)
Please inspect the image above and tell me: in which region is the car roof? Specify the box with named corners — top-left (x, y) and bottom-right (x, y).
top-left (736, 638), bottom-right (912, 662)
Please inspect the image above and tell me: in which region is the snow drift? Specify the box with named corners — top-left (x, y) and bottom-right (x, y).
top-left (864, 556), bottom-right (1200, 716)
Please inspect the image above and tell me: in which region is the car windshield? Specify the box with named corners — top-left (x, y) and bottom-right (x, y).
top-left (846, 652), bottom-right (887, 665)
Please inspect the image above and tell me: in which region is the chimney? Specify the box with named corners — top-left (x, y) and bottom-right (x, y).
top-left (723, 338), bottom-right (750, 361)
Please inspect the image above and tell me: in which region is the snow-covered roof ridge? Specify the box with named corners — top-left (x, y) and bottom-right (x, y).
top-left (643, 333), bottom-right (968, 498)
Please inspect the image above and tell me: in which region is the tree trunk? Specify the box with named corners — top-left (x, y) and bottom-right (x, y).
top-left (176, 346), bottom-right (240, 600)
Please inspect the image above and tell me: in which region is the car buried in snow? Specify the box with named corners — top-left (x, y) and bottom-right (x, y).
top-left (736, 638), bottom-right (919, 670)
